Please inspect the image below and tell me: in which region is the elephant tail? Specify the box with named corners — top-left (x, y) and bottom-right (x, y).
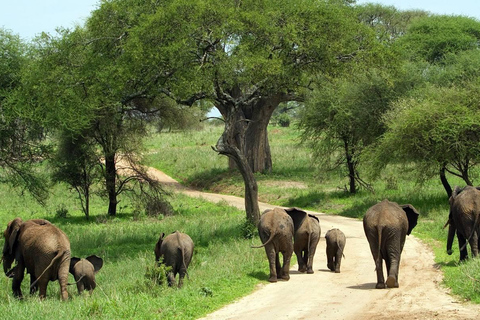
top-left (67, 275), bottom-right (85, 286)
top-left (30, 250), bottom-right (70, 290)
top-left (374, 226), bottom-right (382, 271)
top-left (251, 231), bottom-right (275, 248)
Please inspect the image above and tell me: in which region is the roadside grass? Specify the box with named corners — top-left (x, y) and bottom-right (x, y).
top-left (0, 186), bottom-right (266, 319)
top-left (144, 123), bottom-right (480, 303)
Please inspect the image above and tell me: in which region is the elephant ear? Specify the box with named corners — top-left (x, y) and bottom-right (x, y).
top-left (285, 207), bottom-right (307, 231)
top-left (7, 218), bottom-right (23, 255)
top-left (70, 257), bottom-right (81, 273)
top-left (308, 214), bottom-right (319, 223)
top-left (86, 255), bottom-right (104, 273)
top-left (400, 204), bottom-right (420, 235)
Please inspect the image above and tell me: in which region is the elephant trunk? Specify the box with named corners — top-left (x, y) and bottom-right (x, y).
top-left (446, 218), bottom-right (456, 255)
top-left (2, 254), bottom-right (15, 277)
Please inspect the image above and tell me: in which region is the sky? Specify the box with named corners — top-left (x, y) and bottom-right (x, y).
top-left (1, 0), bottom-right (479, 42)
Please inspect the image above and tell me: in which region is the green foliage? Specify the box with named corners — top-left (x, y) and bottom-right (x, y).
top-left (398, 15), bottom-right (480, 63)
top-left (144, 258), bottom-right (172, 287)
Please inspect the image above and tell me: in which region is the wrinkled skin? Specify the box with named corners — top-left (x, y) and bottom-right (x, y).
top-left (325, 228), bottom-right (346, 273)
top-left (2, 218), bottom-right (71, 300)
top-left (69, 255), bottom-right (103, 294)
top-left (155, 231), bottom-right (194, 288)
top-left (446, 186), bottom-right (480, 261)
top-left (253, 208), bottom-right (294, 282)
top-left (363, 200), bottom-right (419, 289)
top-left (285, 208), bottom-right (320, 274)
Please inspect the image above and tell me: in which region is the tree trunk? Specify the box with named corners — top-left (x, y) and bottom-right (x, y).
top-left (105, 153), bottom-right (117, 216)
top-left (440, 165), bottom-right (452, 199)
top-left (214, 105), bottom-right (261, 224)
top-left (221, 97), bottom-right (278, 173)
top-left (343, 139), bottom-right (356, 194)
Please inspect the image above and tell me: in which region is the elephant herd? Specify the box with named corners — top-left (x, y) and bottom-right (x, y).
top-left (252, 207), bottom-right (346, 282)
top-left (0, 217), bottom-right (193, 300)
top-left (254, 202), bottom-right (418, 289)
top-left (2, 185), bottom-right (479, 300)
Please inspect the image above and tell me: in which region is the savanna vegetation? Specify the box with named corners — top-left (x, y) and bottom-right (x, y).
top-left (1, 0), bottom-right (480, 318)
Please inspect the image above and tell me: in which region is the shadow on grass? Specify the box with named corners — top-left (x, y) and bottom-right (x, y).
top-left (248, 271), bottom-right (269, 281)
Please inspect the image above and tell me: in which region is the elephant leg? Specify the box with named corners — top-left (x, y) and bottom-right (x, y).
top-left (265, 245), bottom-right (278, 282)
top-left (178, 266), bottom-right (187, 288)
top-left (77, 281), bottom-right (85, 294)
top-left (469, 232), bottom-right (479, 258)
top-left (334, 250), bottom-right (343, 273)
top-left (38, 278), bottom-right (49, 300)
top-left (30, 274), bottom-right (38, 295)
top-left (458, 233), bottom-right (468, 261)
top-left (12, 265), bottom-right (25, 299)
top-left (167, 271), bottom-right (176, 287)
top-left (374, 255), bottom-right (385, 289)
top-left (385, 255), bottom-right (400, 288)
top-left (307, 247), bottom-right (316, 274)
top-left (280, 251), bottom-right (291, 281)
top-left (327, 254), bottom-right (334, 271)
top-left (295, 246), bottom-right (306, 273)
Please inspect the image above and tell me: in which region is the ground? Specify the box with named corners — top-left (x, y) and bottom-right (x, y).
top-left (141, 164), bottom-right (480, 320)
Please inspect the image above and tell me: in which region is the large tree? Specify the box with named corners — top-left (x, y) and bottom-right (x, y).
top-left (369, 15), bottom-right (480, 197)
top-left (121, 0), bottom-right (378, 223)
top-left (0, 28), bottom-right (49, 202)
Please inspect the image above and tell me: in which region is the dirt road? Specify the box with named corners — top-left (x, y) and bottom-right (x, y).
top-left (145, 166), bottom-right (480, 320)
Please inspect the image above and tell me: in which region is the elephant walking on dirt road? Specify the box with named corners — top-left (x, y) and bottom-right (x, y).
top-left (285, 208), bottom-right (320, 274)
top-left (253, 208), bottom-right (294, 282)
top-left (325, 228), bottom-right (346, 273)
top-left (363, 200), bottom-right (419, 289)
top-left (2, 218), bottom-right (71, 300)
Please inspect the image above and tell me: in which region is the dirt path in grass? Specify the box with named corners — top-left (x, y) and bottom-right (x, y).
top-left (137, 163), bottom-right (480, 319)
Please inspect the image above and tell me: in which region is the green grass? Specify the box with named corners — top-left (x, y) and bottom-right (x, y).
top-left (0, 187), bottom-right (266, 319)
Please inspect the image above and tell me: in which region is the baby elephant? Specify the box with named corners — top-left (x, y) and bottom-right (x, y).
top-left (155, 231), bottom-right (194, 288)
top-left (325, 229), bottom-right (346, 273)
top-left (69, 255), bottom-right (104, 294)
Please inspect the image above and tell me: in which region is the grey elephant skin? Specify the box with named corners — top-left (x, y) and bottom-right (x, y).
top-left (69, 255), bottom-right (103, 294)
top-left (155, 231), bottom-right (194, 288)
top-left (253, 208), bottom-right (294, 282)
top-left (447, 186), bottom-right (480, 261)
top-left (325, 228), bottom-right (346, 273)
top-left (363, 200), bottom-right (419, 289)
top-left (285, 208), bottom-right (320, 274)
top-left (2, 218), bottom-right (71, 300)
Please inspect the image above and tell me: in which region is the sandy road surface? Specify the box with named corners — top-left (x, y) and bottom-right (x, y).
top-left (142, 165), bottom-right (480, 320)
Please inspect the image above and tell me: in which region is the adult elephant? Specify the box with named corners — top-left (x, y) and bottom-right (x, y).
top-left (446, 185), bottom-right (480, 261)
top-left (285, 208), bottom-right (320, 274)
top-left (155, 231), bottom-right (194, 288)
top-left (363, 200), bottom-right (419, 289)
top-left (252, 208), bottom-right (294, 282)
top-left (2, 218), bottom-right (71, 300)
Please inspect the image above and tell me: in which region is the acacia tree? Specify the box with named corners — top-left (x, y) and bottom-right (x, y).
top-left (370, 15), bottom-right (480, 197)
top-left (121, 0), bottom-right (378, 223)
top-left (0, 28), bottom-right (49, 202)
top-left (15, 18), bottom-right (170, 217)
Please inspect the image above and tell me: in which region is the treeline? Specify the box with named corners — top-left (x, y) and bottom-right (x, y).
top-left (1, 0), bottom-right (480, 222)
